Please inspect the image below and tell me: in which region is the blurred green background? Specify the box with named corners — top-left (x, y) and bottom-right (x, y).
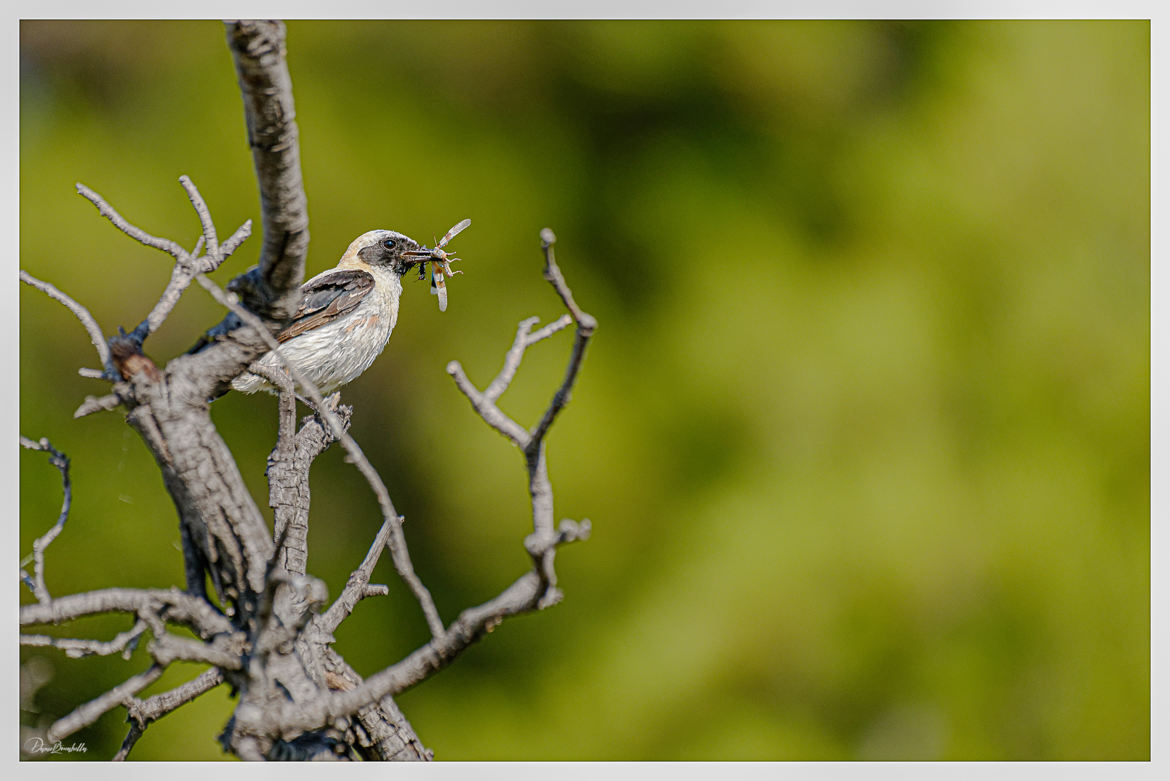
top-left (19, 20), bottom-right (1149, 761)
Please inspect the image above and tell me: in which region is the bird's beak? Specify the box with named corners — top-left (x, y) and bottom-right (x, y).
top-left (402, 248), bottom-right (432, 260)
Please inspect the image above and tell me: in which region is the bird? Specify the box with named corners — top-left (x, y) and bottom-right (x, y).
top-left (229, 229), bottom-right (431, 396)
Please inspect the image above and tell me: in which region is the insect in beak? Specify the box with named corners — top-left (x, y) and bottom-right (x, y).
top-left (405, 218), bottom-right (471, 312)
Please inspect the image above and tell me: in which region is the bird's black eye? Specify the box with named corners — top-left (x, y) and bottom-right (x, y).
top-left (382, 239), bottom-right (397, 250)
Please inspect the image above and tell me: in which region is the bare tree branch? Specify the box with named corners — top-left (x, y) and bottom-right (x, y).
top-left (447, 228), bottom-right (596, 607)
top-left (267, 368), bottom-right (305, 571)
top-left (47, 665), bottom-right (165, 743)
top-left (19, 271), bottom-right (111, 373)
top-left (538, 228), bottom-right (596, 332)
top-left (444, 308), bottom-right (578, 447)
top-left (271, 403), bottom-right (349, 576)
top-left (444, 227), bottom-right (594, 456)
top-left (446, 363), bottom-right (530, 447)
top-left (76, 181), bottom-right (190, 260)
top-left (249, 364), bottom-right (353, 579)
top-left (225, 19), bottom-right (309, 316)
top-left (77, 178), bottom-right (252, 346)
top-left (315, 518), bottom-right (395, 636)
top-left (20, 586), bottom-right (236, 639)
top-left (180, 174), bottom-right (221, 257)
top-left (21, 21), bottom-right (597, 761)
top-left (193, 273), bottom-right (446, 639)
top-left (486, 315), bottom-right (573, 401)
top-left (273, 229), bottom-right (596, 732)
top-left (115, 667), bottom-right (225, 761)
top-left (21, 619), bottom-right (147, 660)
top-left (318, 648), bottom-right (431, 761)
top-left (277, 525), bottom-right (589, 734)
top-left (19, 436), bottom-right (72, 604)
top-left (530, 228), bottom-right (597, 446)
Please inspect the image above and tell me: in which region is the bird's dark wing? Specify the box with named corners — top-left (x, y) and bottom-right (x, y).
top-left (276, 269), bottom-right (375, 343)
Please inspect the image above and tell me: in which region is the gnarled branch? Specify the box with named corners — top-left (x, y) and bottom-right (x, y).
top-left (279, 228), bottom-right (595, 733)
top-left (21, 20), bottom-right (596, 762)
top-left (115, 667), bottom-right (226, 761)
top-left (20, 586), bottom-right (236, 639)
top-left (194, 273), bottom-right (446, 639)
top-left (225, 19), bottom-right (309, 317)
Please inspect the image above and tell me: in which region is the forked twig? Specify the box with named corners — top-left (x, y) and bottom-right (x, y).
top-left (76, 178), bottom-right (251, 345)
top-left (273, 228), bottom-right (596, 733)
top-left (531, 228), bottom-right (596, 445)
top-left (447, 228), bottom-right (595, 607)
top-left (315, 518), bottom-right (395, 635)
top-left (114, 667), bottom-right (225, 761)
top-left (19, 436), bottom-right (73, 603)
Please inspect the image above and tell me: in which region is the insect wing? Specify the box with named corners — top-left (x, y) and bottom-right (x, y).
top-left (437, 218), bottom-right (471, 248)
top-left (430, 264), bottom-right (448, 312)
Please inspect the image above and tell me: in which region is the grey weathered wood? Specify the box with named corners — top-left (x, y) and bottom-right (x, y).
top-left (19, 20), bottom-right (594, 762)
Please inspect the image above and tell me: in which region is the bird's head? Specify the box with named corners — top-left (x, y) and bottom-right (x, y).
top-left (339, 229), bottom-right (425, 276)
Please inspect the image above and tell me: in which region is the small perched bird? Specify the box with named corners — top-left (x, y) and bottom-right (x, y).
top-left (231, 229), bottom-right (430, 395)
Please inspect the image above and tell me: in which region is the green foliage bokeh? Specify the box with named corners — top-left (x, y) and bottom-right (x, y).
top-left (19, 20), bottom-right (1148, 760)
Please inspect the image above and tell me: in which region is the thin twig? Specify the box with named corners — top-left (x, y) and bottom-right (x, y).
top-left (446, 310), bottom-right (574, 449)
top-left (446, 227), bottom-right (595, 610)
top-left (447, 230), bottom-right (594, 454)
top-left (21, 619), bottom-right (147, 660)
top-left (179, 175), bottom-right (219, 257)
top-left (528, 314), bottom-right (575, 346)
top-left (446, 362), bottom-right (531, 447)
top-left (76, 182), bottom-right (187, 259)
top-left (483, 314), bottom-right (572, 402)
top-left (530, 229), bottom-right (596, 448)
top-left (47, 665), bottom-right (165, 743)
top-left (539, 228), bottom-right (596, 334)
top-left (77, 178), bottom-right (252, 346)
top-left (222, 219), bottom-right (253, 256)
top-left (134, 264), bottom-right (192, 342)
top-left (19, 271), bottom-right (111, 371)
top-left (316, 518), bottom-right (395, 635)
top-left (113, 725), bottom-right (143, 760)
top-left (121, 178), bottom-right (246, 342)
top-left (19, 436), bottom-right (72, 603)
top-left (114, 667), bottom-right (225, 761)
top-left (20, 586), bottom-right (236, 639)
top-left (193, 273), bottom-right (446, 639)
